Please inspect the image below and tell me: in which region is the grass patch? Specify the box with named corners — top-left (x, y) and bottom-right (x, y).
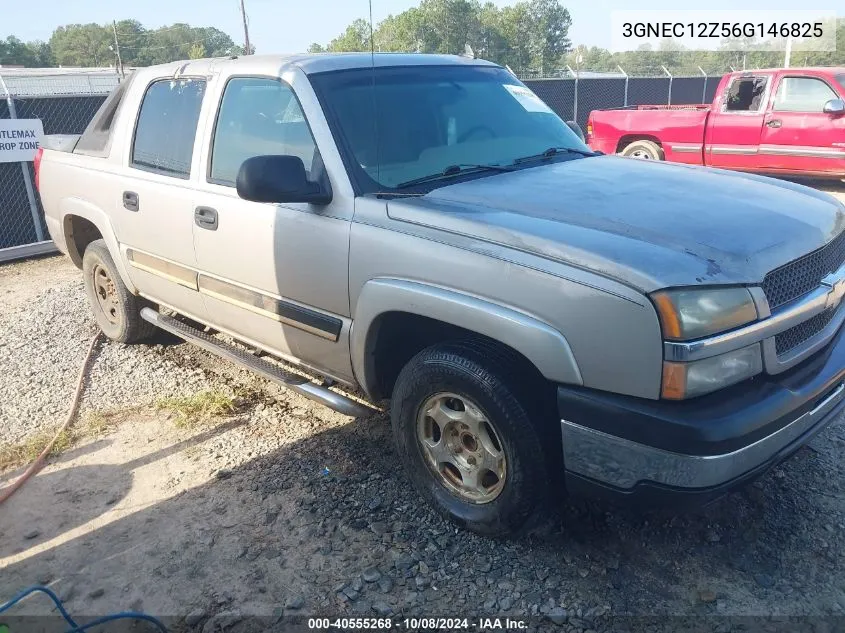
top-left (155, 390), bottom-right (238, 428)
top-left (83, 410), bottom-right (120, 436)
top-left (0, 427), bottom-right (75, 472)
top-left (0, 407), bottom-right (135, 473)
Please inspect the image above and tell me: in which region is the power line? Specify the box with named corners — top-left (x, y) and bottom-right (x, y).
top-left (113, 23), bottom-right (210, 37)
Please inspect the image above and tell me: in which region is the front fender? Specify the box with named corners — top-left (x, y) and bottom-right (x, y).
top-left (351, 278), bottom-right (583, 397)
top-left (59, 197), bottom-right (137, 294)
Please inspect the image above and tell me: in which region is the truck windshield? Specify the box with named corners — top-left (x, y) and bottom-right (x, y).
top-left (310, 65), bottom-right (589, 194)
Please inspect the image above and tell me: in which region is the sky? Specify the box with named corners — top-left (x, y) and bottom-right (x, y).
top-left (0, 0), bottom-right (841, 55)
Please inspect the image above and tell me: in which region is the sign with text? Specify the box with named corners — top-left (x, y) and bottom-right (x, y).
top-left (0, 119), bottom-right (44, 162)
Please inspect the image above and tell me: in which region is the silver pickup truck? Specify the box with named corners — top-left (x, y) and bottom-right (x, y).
top-left (37, 53), bottom-right (845, 536)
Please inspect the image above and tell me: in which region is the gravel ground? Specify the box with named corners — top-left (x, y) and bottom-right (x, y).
top-left (0, 257), bottom-right (226, 445)
top-left (1, 247), bottom-right (845, 630)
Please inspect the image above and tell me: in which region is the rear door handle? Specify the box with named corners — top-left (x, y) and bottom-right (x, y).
top-left (765, 119), bottom-right (782, 128)
top-left (122, 191), bottom-right (139, 212)
top-left (194, 206), bottom-right (219, 231)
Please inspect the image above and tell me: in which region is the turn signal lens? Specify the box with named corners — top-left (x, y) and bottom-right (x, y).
top-left (661, 344), bottom-right (763, 400)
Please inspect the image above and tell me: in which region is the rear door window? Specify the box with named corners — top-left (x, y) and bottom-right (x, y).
top-left (724, 76), bottom-right (769, 112)
top-left (131, 77), bottom-right (206, 178)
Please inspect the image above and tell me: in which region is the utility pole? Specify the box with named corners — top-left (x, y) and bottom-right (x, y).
top-left (239, 0), bottom-right (251, 55)
top-left (784, 35), bottom-right (792, 68)
top-left (111, 21), bottom-right (124, 77)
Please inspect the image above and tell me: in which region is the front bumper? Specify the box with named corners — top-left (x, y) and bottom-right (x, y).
top-left (559, 324), bottom-right (845, 505)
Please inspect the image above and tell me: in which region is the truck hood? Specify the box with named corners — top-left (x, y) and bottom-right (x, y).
top-left (386, 155), bottom-right (845, 291)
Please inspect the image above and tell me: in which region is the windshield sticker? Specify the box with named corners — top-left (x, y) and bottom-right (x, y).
top-left (503, 84), bottom-right (553, 113)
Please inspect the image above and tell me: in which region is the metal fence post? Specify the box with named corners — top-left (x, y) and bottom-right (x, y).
top-left (698, 66), bottom-right (707, 104)
top-left (618, 65), bottom-right (628, 107)
top-left (566, 65), bottom-right (577, 123)
top-left (0, 73), bottom-right (45, 243)
top-left (661, 65), bottom-right (673, 105)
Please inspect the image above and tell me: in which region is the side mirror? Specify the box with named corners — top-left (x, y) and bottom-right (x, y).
top-left (236, 155), bottom-right (331, 205)
top-left (565, 120), bottom-right (585, 142)
top-left (823, 98), bottom-right (845, 115)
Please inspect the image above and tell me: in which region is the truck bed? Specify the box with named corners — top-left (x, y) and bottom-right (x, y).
top-left (41, 134), bottom-right (81, 153)
top-left (587, 105), bottom-right (711, 163)
top-left (610, 104), bottom-right (711, 111)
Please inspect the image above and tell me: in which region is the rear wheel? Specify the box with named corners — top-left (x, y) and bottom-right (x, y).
top-left (620, 139), bottom-right (664, 160)
top-left (391, 341), bottom-right (551, 536)
top-left (82, 239), bottom-right (156, 343)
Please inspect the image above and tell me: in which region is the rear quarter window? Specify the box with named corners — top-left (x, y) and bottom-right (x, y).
top-left (75, 74), bottom-right (135, 157)
top-left (131, 77), bottom-right (206, 178)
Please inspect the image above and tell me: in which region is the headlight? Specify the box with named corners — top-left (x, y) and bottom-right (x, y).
top-left (662, 343), bottom-right (763, 399)
top-left (651, 287), bottom-right (758, 341)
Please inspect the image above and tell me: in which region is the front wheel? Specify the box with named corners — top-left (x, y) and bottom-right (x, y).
top-left (390, 342), bottom-right (551, 536)
top-left (620, 139), bottom-right (664, 160)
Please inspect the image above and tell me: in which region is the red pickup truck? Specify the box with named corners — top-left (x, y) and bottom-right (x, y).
top-left (586, 67), bottom-right (845, 178)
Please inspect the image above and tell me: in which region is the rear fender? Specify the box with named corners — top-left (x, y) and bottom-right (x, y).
top-left (59, 198), bottom-right (137, 293)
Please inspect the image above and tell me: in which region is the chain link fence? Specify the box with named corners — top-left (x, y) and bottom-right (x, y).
top-left (521, 70), bottom-right (722, 130)
top-left (0, 70), bottom-right (118, 261)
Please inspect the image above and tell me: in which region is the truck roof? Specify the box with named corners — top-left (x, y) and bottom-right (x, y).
top-left (126, 53), bottom-right (499, 81)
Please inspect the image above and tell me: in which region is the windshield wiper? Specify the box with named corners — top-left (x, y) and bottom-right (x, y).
top-left (395, 163), bottom-right (514, 189)
top-left (512, 146), bottom-right (597, 165)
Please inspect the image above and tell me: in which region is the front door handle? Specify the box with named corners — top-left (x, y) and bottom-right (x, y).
top-left (194, 206), bottom-right (219, 231)
top-left (765, 119), bottom-right (782, 128)
top-left (122, 191), bottom-right (139, 212)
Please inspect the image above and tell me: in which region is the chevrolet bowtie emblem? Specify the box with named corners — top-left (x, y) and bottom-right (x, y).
top-left (822, 270), bottom-right (845, 311)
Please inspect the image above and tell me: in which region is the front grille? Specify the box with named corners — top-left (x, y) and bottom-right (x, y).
top-left (762, 230), bottom-right (845, 310)
top-left (775, 308), bottom-right (837, 356)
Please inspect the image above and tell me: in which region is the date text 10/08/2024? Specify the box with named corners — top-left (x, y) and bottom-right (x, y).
top-left (307, 617), bottom-right (529, 630)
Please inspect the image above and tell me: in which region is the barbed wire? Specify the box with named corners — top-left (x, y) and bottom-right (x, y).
top-left (118, 38), bottom-right (221, 52)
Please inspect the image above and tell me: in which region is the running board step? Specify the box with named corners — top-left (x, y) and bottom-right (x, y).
top-left (140, 308), bottom-right (373, 418)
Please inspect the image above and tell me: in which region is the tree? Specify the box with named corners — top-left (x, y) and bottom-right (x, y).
top-left (316, 0), bottom-right (573, 72)
top-left (188, 42), bottom-right (206, 59)
top-left (307, 43), bottom-right (325, 53)
top-left (497, 3), bottom-right (533, 70)
top-left (38, 20), bottom-right (242, 68)
top-left (325, 19), bottom-right (371, 52)
top-left (0, 36), bottom-right (39, 66)
top-left (111, 19), bottom-right (148, 66)
top-left (27, 41), bottom-right (54, 66)
top-left (416, 0), bottom-right (481, 55)
top-left (375, 9), bottom-right (426, 52)
top-left (475, 2), bottom-right (510, 62)
top-left (50, 24), bottom-right (113, 66)
top-left (526, 0), bottom-right (571, 73)
top-left (564, 45), bottom-right (614, 72)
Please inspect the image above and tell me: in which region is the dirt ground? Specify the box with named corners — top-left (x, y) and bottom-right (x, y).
top-left (2, 179), bottom-right (845, 631)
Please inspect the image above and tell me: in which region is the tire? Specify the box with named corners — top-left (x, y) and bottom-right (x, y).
top-left (620, 139), bottom-right (664, 160)
top-left (391, 341), bottom-right (551, 536)
top-left (82, 239), bottom-right (157, 343)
